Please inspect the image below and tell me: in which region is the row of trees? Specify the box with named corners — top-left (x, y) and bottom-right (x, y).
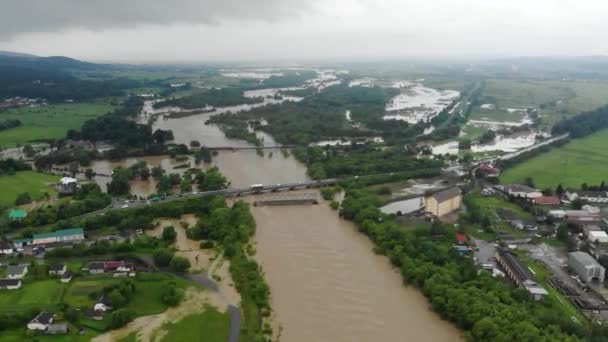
top-left (0, 158), bottom-right (31, 175)
top-left (552, 105), bottom-right (608, 138)
top-left (340, 188), bottom-right (602, 341)
top-left (292, 144), bottom-right (443, 179)
top-left (107, 163), bottom-right (228, 196)
top-left (0, 119), bottom-right (21, 131)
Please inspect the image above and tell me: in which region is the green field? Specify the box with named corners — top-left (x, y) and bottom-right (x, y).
top-left (0, 171), bottom-right (58, 206)
top-left (0, 102), bottom-right (114, 147)
top-left (500, 129), bottom-right (608, 188)
top-left (0, 280), bottom-right (65, 313)
top-left (153, 305), bottom-right (231, 342)
top-left (464, 192), bottom-right (531, 239)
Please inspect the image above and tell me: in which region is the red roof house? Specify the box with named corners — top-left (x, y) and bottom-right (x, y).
top-left (456, 232), bottom-right (468, 244)
top-left (478, 163), bottom-right (501, 176)
top-left (533, 196), bottom-right (561, 206)
top-left (104, 261), bottom-right (124, 272)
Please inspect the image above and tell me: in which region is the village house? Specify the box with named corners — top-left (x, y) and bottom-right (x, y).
top-left (0, 241), bottom-right (13, 255)
top-left (60, 271), bottom-right (73, 283)
top-left (7, 265), bottom-right (28, 279)
top-left (48, 264), bottom-right (67, 276)
top-left (104, 260), bottom-right (124, 272)
top-left (47, 322), bottom-right (68, 335)
top-left (533, 196), bottom-right (561, 207)
top-left (84, 309), bottom-right (104, 321)
top-left (424, 187), bottom-right (462, 217)
top-left (0, 278), bottom-right (22, 290)
top-left (549, 205), bottom-right (602, 224)
top-left (89, 262), bottom-right (105, 274)
top-left (94, 295), bottom-right (112, 312)
top-left (495, 247), bottom-right (548, 300)
top-left (588, 231), bottom-right (608, 243)
top-left (8, 209), bottom-right (27, 222)
top-left (27, 312), bottom-right (53, 331)
top-left (33, 228), bottom-right (85, 245)
top-left (565, 191), bottom-right (608, 204)
top-left (477, 163), bottom-right (501, 177)
top-left (12, 238), bottom-right (32, 249)
top-left (503, 184), bottom-right (543, 199)
top-left (59, 177), bottom-right (78, 194)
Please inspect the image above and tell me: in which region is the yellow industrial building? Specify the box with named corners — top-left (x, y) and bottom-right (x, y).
top-left (424, 187), bottom-right (462, 217)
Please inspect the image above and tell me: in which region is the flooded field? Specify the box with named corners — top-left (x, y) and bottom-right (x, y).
top-left (83, 148), bottom-right (309, 197)
top-left (249, 197), bottom-right (461, 342)
top-left (384, 84), bottom-right (460, 124)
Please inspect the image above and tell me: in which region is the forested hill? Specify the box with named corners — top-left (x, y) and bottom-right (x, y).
top-left (0, 53), bottom-right (137, 101)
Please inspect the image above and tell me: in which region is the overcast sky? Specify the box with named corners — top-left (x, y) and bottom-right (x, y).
top-left (0, 0), bottom-right (606, 63)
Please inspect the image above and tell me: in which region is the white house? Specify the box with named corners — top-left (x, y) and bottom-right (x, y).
top-left (0, 279), bottom-right (22, 290)
top-left (27, 312), bottom-right (53, 331)
top-left (588, 231), bottom-right (608, 244)
top-left (48, 264), bottom-right (67, 276)
top-left (0, 242), bottom-right (13, 255)
top-left (7, 265), bottom-right (28, 279)
top-left (60, 271), bottom-right (73, 283)
top-left (59, 177), bottom-right (78, 194)
top-left (94, 295), bottom-right (111, 312)
top-left (504, 184), bottom-right (543, 199)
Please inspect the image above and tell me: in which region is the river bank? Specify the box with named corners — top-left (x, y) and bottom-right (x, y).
top-left (247, 194), bottom-right (461, 341)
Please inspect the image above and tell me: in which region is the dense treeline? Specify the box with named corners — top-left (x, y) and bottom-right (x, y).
top-left (292, 144), bottom-right (444, 179)
top-left (552, 105), bottom-right (608, 138)
top-left (340, 189), bottom-right (605, 341)
top-left (154, 88), bottom-right (263, 109)
top-left (0, 158), bottom-right (31, 175)
top-left (208, 84), bottom-right (399, 145)
top-left (0, 119), bottom-right (21, 131)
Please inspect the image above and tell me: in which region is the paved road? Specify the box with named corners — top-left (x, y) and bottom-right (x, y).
top-left (112, 168), bottom-right (443, 211)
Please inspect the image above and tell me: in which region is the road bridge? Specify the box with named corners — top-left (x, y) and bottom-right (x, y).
top-left (253, 192), bottom-right (318, 206)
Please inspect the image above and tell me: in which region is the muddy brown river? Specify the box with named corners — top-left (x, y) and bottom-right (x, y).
top-left (251, 201), bottom-right (460, 342)
top-left (85, 99), bottom-right (461, 341)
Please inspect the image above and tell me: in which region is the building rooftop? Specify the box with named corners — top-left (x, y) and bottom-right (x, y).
top-left (47, 322), bottom-right (68, 333)
top-left (33, 228), bottom-right (84, 240)
top-left (431, 187), bottom-right (461, 203)
top-left (30, 311), bottom-right (53, 325)
top-left (8, 209), bottom-right (27, 219)
top-left (60, 177), bottom-right (77, 184)
top-left (505, 184), bottom-right (538, 194)
top-left (7, 265), bottom-right (27, 276)
top-left (569, 251), bottom-right (602, 268)
top-left (497, 247), bottom-right (533, 283)
top-left (89, 262), bottom-right (105, 270)
top-left (533, 196), bottom-right (561, 206)
top-left (0, 279), bottom-right (21, 287)
top-left (48, 264), bottom-right (66, 272)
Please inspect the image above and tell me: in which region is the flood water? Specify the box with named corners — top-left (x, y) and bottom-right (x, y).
top-left (85, 149), bottom-right (309, 197)
top-left (250, 199), bottom-right (461, 342)
top-left (78, 77), bottom-right (462, 339)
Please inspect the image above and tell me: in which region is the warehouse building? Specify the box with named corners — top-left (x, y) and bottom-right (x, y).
top-left (495, 247), bottom-right (548, 300)
top-left (32, 228), bottom-right (84, 245)
top-left (424, 187), bottom-right (462, 217)
top-left (569, 251), bottom-right (605, 284)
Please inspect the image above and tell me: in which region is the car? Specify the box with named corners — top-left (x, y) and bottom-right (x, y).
top-left (108, 235), bottom-right (118, 241)
top-left (121, 204), bottom-right (129, 209)
top-left (136, 229), bottom-right (143, 235)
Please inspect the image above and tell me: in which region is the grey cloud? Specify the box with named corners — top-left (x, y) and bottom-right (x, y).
top-left (0, 0), bottom-right (315, 40)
